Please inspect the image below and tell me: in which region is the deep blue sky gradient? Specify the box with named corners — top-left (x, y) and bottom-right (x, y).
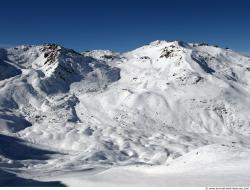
top-left (0, 0), bottom-right (249, 53)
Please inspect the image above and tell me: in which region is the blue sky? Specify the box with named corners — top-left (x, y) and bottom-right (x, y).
top-left (0, 0), bottom-right (249, 53)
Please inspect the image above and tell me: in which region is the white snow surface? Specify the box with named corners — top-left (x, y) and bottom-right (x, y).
top-left (1, 41), bottom-right (250, 186)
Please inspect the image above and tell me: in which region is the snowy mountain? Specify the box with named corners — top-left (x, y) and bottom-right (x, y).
top-left (1, 41), bottom-right (250, 186)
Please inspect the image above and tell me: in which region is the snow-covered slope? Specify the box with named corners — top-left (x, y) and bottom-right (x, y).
top-left (1, 41), bottom-right (250, 186)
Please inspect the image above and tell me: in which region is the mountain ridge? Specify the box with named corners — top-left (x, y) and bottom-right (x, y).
top-left (1, 40), bottom-right (250, 185)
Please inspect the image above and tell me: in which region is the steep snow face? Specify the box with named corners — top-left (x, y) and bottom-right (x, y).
top-left (111, 40), bottom-right (250, 136)
top-left (0, 44), bottom-right (120, 133)
top-left (38, 45), bottom-right (121, 94)
top-left (1, 41), bottom-right (250, 184)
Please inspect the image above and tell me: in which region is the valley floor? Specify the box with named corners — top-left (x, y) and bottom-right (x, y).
top-left (40, 163), bottom-right (250, 187)
top-left (36, 146), bottom-right (250, 187)
top-left (1, 143), bottom-right (250, 187)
